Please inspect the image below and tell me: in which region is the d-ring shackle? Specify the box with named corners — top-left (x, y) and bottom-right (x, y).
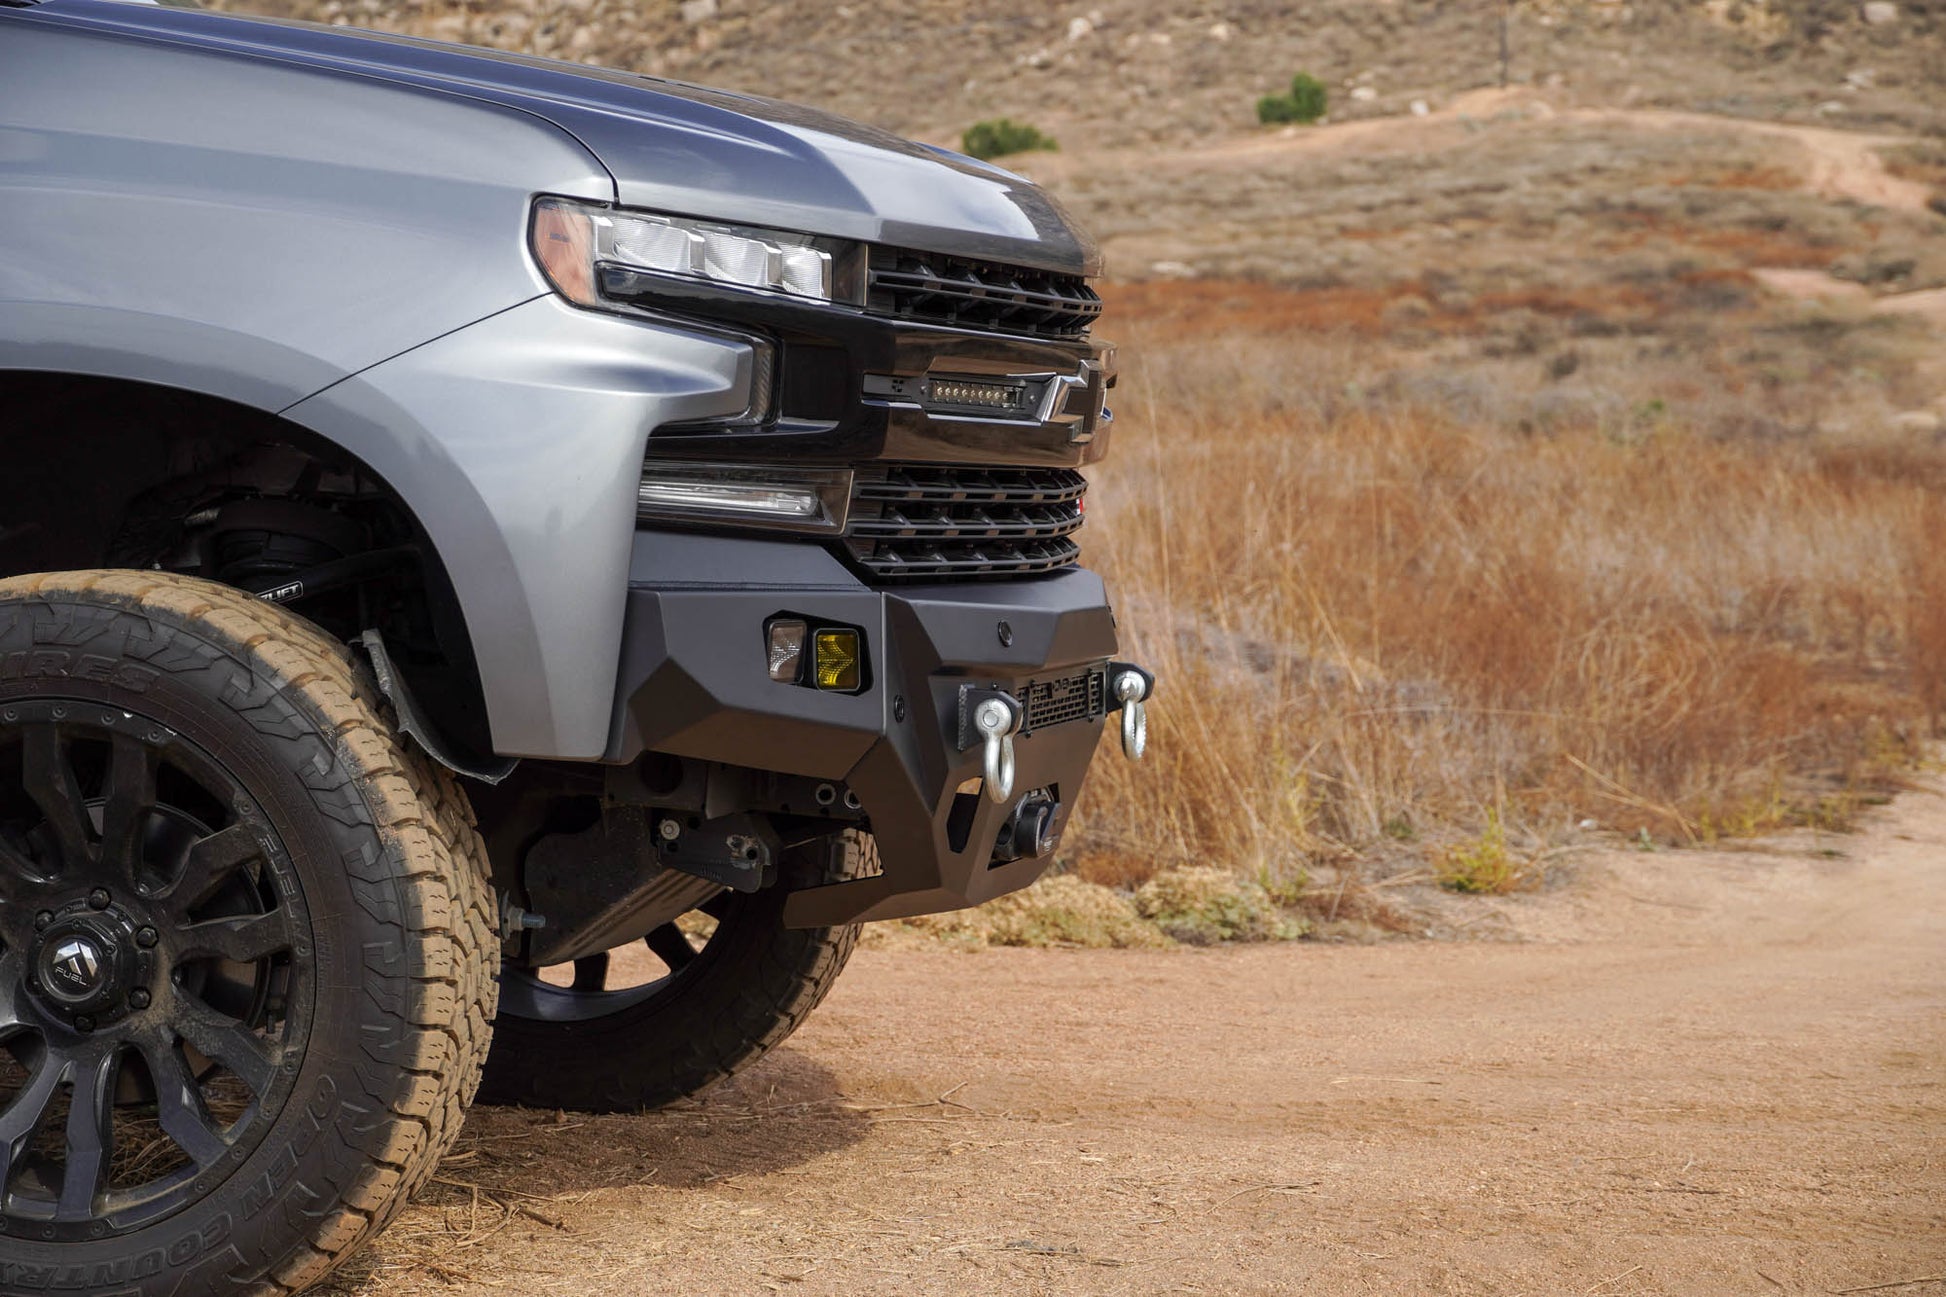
top-left (1113, 669), bottom-right (1148, 760)
top-left (973, 694), bottom-right (1024, 803)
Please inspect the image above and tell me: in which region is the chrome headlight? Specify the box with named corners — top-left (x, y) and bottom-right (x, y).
top-left (531, 197), bottom-right (862, 308)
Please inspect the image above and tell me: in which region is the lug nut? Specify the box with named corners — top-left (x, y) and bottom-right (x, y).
top-left (129, 988), bottom-right (151, 1010)
top-left (88, 888), bottom-right (111, 910)
top-left (135, 927), bottom-right (158, 948)
top-left (34, 910), bottom-right (53, 931)
top-left (74, 1015), bottom-right (95, 1033)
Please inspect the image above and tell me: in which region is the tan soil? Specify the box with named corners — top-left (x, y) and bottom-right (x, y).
top-left (1151, 90), bottom-right (1931, 215)
top-left (322, 779), bottom-right (1946, 1296)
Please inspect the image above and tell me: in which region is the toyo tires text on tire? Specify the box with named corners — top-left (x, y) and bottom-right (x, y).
top-left (0, 571), bottom-right (497, 1297)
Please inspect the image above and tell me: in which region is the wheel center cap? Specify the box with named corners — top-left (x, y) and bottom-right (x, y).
top-left (28, 909), bottom-right (145, 1021)
top-left (42, 935), bottom-right (107, 1001)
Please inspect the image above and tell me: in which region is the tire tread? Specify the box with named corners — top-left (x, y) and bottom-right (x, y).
top-left (0, 571), bottom-right (497, 1295)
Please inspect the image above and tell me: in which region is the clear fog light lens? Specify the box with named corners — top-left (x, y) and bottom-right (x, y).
top-left (767, 620), bottom-right (808, 683)
top-left (813, 629), bottom-right (862, 692)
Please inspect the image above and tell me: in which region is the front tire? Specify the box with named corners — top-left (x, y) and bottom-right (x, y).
top-left (0, 572), bottom-right (496, 1295)
top-left (478, 831), bottom-right (869, 1112)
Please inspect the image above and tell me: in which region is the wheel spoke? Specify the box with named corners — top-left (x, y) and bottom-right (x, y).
top-left (172, 992), bottom-right (278, 1097)
top-left (140, 1039), bottom-right (229, 1169)
top-left (56, 1046), bottom-right (119, 1222)
top-left (98, 733), bottom-right (157, 888)
top-left (0, 1054), bottom-right (66, 1192)
top-left (0, 952), bottom-right (25, 1030)
top-left (176, 910), bottom-right (291, 964)
top-left (164, 824), bottom-right (265, 913)
top-left (645, 923), bottom-right (698, 972)
top-left (571, 953), bottom-right (609, 992)
top-left (0, 895), bottom-right (33, 953)
top-left (0, 829), bottom-right (58, 904)
top-left (21, 727), bottom-right (92, 873)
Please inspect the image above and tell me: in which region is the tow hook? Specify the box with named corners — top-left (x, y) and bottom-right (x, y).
top-left (968, 690), bottom-right (1025, 804)
top-left (1110, 662), bottom-right (1155, 761)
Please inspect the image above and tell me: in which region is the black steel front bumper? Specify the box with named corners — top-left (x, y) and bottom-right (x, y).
top-left (607, 531), bottom-right (1130, 926)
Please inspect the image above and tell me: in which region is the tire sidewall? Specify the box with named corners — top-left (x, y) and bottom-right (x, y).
top-left (0, 591), bottom-right (424, 1293)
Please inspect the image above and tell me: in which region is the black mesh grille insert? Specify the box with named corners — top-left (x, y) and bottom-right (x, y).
top-left (867, 249), bottom-right (1102, 340)
top-left (842, 464), bottom-right (1087, 582)
top-left (1020, 668), bottom-right (1107, 732)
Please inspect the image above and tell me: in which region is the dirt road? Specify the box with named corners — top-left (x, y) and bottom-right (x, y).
top-left (327, 785), bottom-right (1946, 1297)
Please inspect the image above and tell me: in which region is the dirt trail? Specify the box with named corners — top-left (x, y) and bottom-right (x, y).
top-left (324, 781), bottom-right (1946, 1296)
top-left (1027, 88), bottom-right (1933, 215)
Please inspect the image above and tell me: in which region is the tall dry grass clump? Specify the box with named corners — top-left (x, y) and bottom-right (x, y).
top-left (1069, 283), bottom-right (1943, 888)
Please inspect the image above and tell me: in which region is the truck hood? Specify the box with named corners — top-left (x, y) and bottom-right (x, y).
top-left (32, 0), bottom-right (1102, 276)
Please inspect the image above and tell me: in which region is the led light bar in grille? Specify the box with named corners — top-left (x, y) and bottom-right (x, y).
top-left (927, 379), bottom-right (1034, 415)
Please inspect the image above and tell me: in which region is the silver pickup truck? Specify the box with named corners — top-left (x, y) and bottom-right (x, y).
top-left (0, 0), bottom-right (1152, 1291)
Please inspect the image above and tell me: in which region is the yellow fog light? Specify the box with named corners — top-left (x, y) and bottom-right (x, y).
top-left (813, 629), bottom-right (862, 691)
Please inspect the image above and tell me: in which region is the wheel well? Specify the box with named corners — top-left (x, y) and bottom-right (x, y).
top-left (0, 371), bottom-right (494, 759)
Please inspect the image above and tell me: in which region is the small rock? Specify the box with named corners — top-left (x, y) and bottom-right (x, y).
top-left (1208, 20), bottom-right (1233, 40)
top-left (1814, 99), bottom-right (1847, 115)
top-left (1410, 99), bottom-right (1431, 117)
top-left (1066, 15), bottom-right (1093, 41)
top-left (1150, 260), bottom-right (1195, 278)
top-left (1892, 410), bottom-right (1945, 435)
top-left (1862, 1), bottom-right (1897, 23)
top-left (677, 0), bottom-right (715, 21)
top-left (1846, 67), bottom-right (1877, 88)
top-left (1351, 85), bottom-right (1377, 102)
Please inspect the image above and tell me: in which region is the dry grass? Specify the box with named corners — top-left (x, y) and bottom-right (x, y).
top-left (1066, 281), bottom-right (1945, 892)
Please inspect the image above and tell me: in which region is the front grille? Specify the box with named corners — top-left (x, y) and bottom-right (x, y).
top-left (1020, 668), bottom-right (1108, 733)
top-left (867, 249), bottom-right (1102, 340)
top-left (842, 464), bottom-right (1086, 581)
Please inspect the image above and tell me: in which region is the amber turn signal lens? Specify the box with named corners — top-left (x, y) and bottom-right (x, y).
top-left (813, 629), bottom-right (861, 691)
top-left (530, 199), bottom-right (598, 307)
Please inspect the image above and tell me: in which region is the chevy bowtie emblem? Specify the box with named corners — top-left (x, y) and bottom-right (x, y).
top-left (1045, 357), bottom-right (1113, 445)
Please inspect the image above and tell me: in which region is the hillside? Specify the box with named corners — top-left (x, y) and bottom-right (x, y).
top-left (237, 0), bottom-right (1945, 148)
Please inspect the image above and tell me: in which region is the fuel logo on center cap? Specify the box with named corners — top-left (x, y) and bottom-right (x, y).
top-left (46, 937), bottom-right (104, 997)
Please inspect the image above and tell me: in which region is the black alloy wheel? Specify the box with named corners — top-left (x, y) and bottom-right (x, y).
top-left (0, 703), bottom-right (309, 1240)
top-left (0, 571), bottom-right (497, 1297)
top-left (479, 830), bottom-right (872, 1113)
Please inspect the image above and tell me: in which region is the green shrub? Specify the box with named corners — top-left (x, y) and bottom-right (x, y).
top-left (1434, 810), bottom-right (1528, 894)
top-left (1257, 73), bottom-right (1329, 126)
top-left (961, 118), bottom-right (1059, 161)
top-left (1134, 867), bottom-right (1307, 944)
